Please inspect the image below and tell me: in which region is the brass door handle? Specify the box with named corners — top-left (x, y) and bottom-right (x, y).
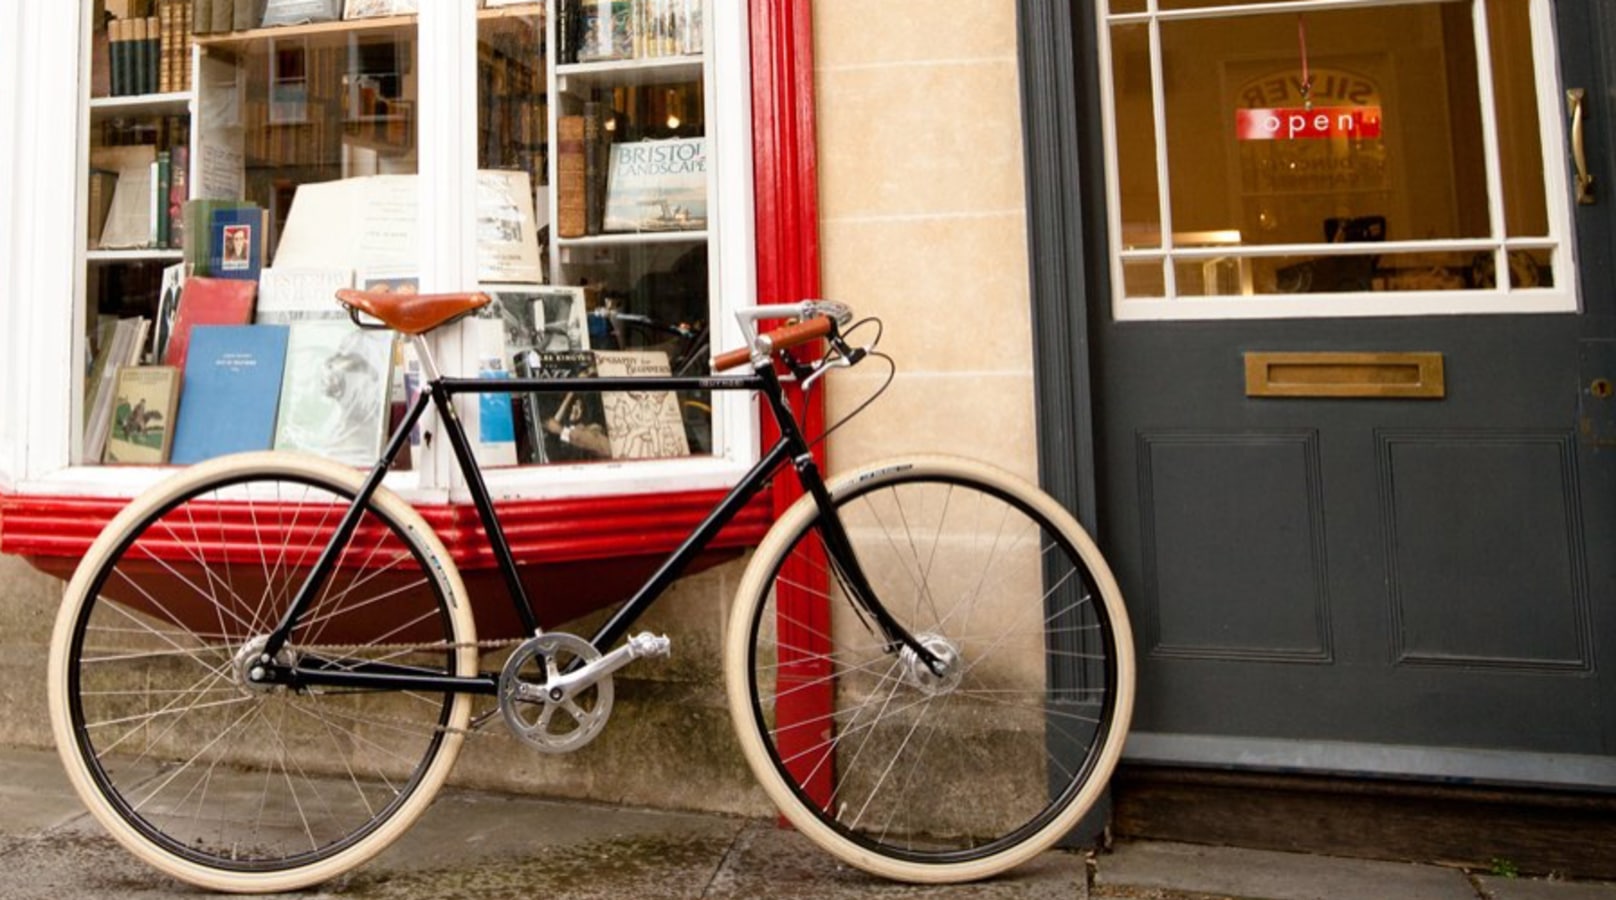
top-left (1568, 88), bottom-right (1596, 206)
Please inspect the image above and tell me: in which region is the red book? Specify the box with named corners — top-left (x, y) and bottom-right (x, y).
top-left (163, 277), bottom-right (257, 374)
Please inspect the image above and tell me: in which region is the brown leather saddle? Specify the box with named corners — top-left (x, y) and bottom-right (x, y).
top-left (334, 288), bottom-right (492, 335)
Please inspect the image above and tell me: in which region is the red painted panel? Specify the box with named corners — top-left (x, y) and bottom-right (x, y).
top-left (750, 0), bottom-right (831, 810)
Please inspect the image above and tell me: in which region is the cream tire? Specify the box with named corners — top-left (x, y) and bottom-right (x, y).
top-left (47, 451), bottom-right (476, 894)
top-left (725, 454), bottom-right (1135, 883)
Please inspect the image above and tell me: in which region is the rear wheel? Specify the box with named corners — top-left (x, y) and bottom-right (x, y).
top-left (726, 455), bottom-right (1134, 883)
top-left (47, 452), bottom-right (476, 893)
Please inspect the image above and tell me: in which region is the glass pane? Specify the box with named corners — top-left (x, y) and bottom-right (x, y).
top-left (478, 1), bottom-right (712, 468)
top-left (1111, 23), bottom-right (1162, 250)
top-left (191, 14), bottom-right (420, 469)
top-left (1489, 0), bottom-right (1549, 238)
top-left (1123, 259), bottom-right (1167, 298)
top-left (1161, 4), bottom-right (1491, 249)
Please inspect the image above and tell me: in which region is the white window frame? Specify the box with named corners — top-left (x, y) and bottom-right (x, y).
top-left (0, 1), bottom-right (757, 504)
top-left (1096, 0), bottom-right (1580, 321)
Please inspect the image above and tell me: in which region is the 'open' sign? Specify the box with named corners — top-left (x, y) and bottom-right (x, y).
top-left (1236, 106), bottom-right (1383, 141)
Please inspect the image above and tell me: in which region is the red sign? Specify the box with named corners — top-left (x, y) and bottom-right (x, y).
top-left (1236, 106), bottom-right (1383, 141)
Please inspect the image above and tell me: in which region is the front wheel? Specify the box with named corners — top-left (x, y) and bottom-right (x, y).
top-left (725, 455), bottom-right (1135, 883)
top-left (46, 452), bottom-right (477, 893)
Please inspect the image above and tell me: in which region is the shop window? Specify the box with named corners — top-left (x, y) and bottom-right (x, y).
top-left (1097, 0), bottom-right (1576, 319)
top-left (59, 0), bottom-right (753, 500)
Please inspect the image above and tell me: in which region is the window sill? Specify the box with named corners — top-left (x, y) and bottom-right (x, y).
top-left (0, 470), bottom-right (772, 636)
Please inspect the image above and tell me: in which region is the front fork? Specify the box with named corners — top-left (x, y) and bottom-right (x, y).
top-left (758, 362), bottom-right (948, 677)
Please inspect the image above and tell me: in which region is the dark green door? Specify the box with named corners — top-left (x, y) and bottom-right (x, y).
top-left (1080, 0), bottom-right (1616, 786)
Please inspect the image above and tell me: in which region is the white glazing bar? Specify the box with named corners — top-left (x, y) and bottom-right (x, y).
top-left (1148, 8), bottom-right (1179, 298)
top-left (1109, 0), bottom-right (1458, 26)
top-left (1469, 0), bottom-right (1510, 296)
top-left (1529, 0), bottom-right (1578, 303)
top-left (1096, 5), bottom-right (1132, 315)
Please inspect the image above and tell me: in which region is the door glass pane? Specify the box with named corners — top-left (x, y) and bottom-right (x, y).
top-left (1111, 22), bottom-right (1162, 250)
top-left (1100, 0), bottom-right (1573, 315)
top-left (1489, 0), bottom-right (1549, 238)
top-left (1163, 4), bottom-right (1488, 248)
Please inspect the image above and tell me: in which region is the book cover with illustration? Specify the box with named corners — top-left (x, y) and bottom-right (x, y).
top-left (103, 365), bottom-right (181, 464)
top-left (170, 324), bottom-right (291, 464)
top-left (593, 349), bottom-right (688, 460)
top-left (210, 205), bottom-right (266, 281)
top-left (273, 321), bottom-right (395, 466)
top-left (518, 349), bottom-right (609, 464)
top-left (603, 137), bottom-right (706, 233)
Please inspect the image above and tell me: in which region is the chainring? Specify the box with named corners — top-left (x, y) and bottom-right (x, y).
top-left (498, 632), bottom-right (613, 753)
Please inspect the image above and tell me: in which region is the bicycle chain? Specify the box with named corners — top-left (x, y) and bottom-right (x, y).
top-left (282, 636), bottom-right (525, 739)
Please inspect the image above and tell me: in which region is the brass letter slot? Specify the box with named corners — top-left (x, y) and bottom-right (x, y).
top-left (1245, 352), bottom-right (1445, 399)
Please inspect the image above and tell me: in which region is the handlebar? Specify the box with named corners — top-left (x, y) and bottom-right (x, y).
top-left (712, 315), bottom-right (836, 372)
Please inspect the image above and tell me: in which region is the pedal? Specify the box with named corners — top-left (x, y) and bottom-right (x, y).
top-left (625, 631), bottom-right (672, 661)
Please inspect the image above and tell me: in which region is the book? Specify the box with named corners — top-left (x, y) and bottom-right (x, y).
top-left (256, 266), bottom-right (352, 323)
top-left (104, 365), bottom-right (182, 464)
top-left (192, 0), bottom-right (214, 35)
top-left (583, 100), bottom-right (605, 235)
top-left (234, 0), bottom-right (267, 30)
top-left (209, 205), bottom-right (266, 280)
top-left (86, 168), bottom-right (119, 248)
top-left (482, 284), bottom-right (590, 354)
top-left (593, 349), bottom-right (689, 460)
top-left (166, 144), bottom-right (189, 248)
top-left (210, 0), bottom-right (233, 33)
top-left (520, 350), bottom-right (609, 463)
top-left (109, 18), bottom-right (130, 96)
top-left (151, 262), bottom-right (188, 363)
top-left (84, 317), bottom-right (152, 463)
top-left (153, 151), bottom-right (172, 246)
top-left (556, 116), bottom-right (587, 238)
top-left (603, 137), bottom-right (706, 233)
top-left (260, 0), bottom-right (343, 27)
top-left (273, 321), bottom-right (395, 466)
top-left (342, 0), bottom-right (417, 18)
top-left (577, 0), bottom-right (633, 62)
top-left (169, 325), bottom-right (290, 464)
top-left (476, 170), bottom-right (545, 283)
top-left (467, 317), bottom-right (518, 467)
top-left (181, 198), bottom-right (250, 274)
top-left (163, 276), bottom-right (257, 374)
top-left (97, 144), bottom-right (158, 249)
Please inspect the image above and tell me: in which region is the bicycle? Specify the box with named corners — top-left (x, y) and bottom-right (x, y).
top-left (46, 291), bottom-right (1136, 893)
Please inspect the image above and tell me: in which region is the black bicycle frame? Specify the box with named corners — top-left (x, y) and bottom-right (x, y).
top-left (254, 357), bottom-right (936, 696)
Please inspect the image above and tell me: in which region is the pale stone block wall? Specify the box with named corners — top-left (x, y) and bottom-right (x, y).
top-left (814, 0), bottom-right (1036, 481)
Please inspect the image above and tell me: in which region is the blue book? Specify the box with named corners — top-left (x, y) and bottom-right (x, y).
top-left (209, 206), bottom-right (266, 282)
top-left (170, 325), bottom-right (291, 464)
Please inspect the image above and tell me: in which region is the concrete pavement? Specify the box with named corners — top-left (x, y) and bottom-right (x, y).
top-left (3, 746), bottom-right (1614, 899)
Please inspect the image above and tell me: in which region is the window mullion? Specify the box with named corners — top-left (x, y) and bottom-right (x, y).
top-left (1148, 10), bottom-right (1178, 298)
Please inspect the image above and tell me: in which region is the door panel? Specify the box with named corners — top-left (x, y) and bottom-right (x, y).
top-left (1085, 0), bottom-right (1616, 785)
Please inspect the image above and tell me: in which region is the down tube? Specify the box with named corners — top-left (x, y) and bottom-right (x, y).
top-left (588, 437), bottom-right (797, 652)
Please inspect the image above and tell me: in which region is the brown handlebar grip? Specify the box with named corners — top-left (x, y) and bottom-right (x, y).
top-left (712, 316), bottom-right (835, 372)
top-left (712, 346), bottom-right (753, 372)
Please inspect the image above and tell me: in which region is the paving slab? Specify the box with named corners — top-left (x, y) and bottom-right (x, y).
top-left (1477, 876), bottom-right (1616, 900)
top-left (0, 747), bottom-right (89, 836)
top-left (708, 819), bottom-right (1088, 899)
top-left (1092, 840), bottom-right (1477, 900)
